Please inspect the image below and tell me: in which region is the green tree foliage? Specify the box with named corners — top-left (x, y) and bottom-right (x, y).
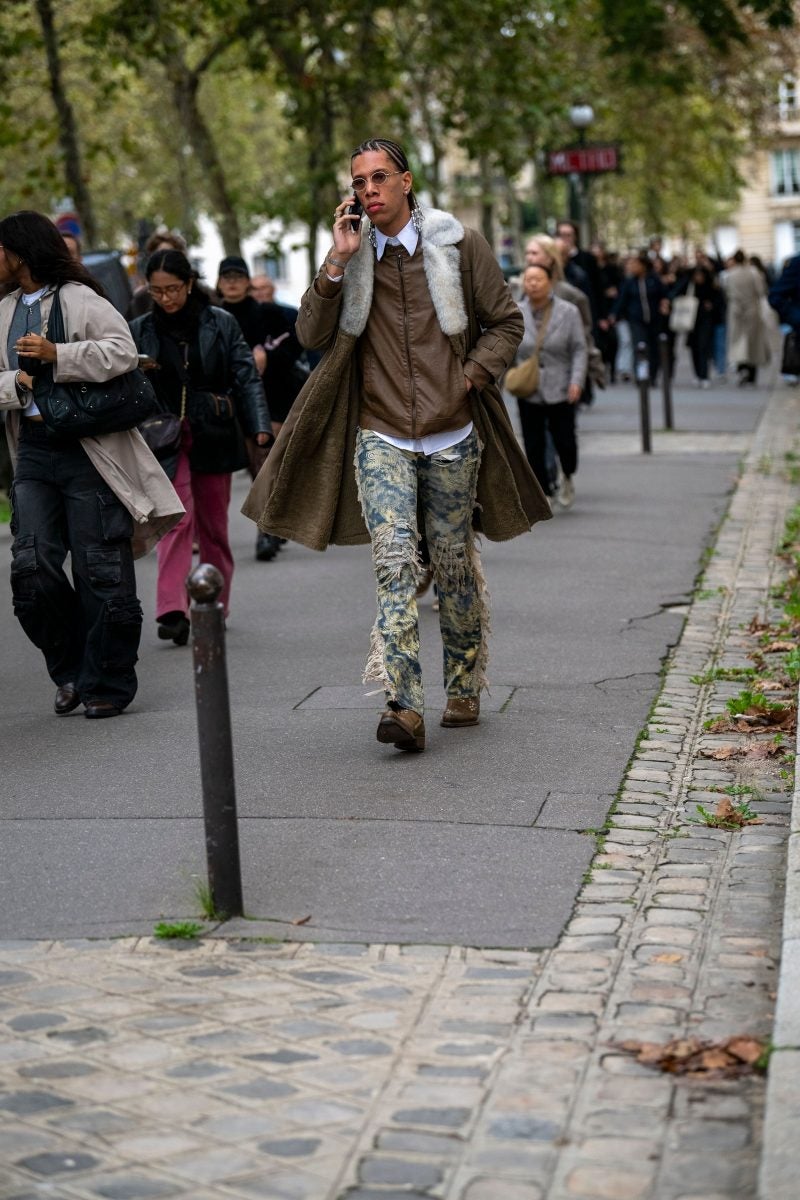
top-left (243, 0), bottom-right (395, 276)
top-left (600, 0), bottom-right (793, 61)
top-left (576, 0), bottom-right (796, 241)
top-left (0, 0), bottom-right (794, 255)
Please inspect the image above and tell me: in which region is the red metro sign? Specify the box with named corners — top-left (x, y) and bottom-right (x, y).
top-left (547, 145), bottom-right (621, 175)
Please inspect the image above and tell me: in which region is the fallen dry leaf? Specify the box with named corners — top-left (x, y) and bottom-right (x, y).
top-left (764, 641), bottom-right (796, 653)
top-left (756, 679), bottom-right (786, 692)
top-left (697, 1047), bottom-right (735, 1071)
top-left (711, 798), bottom-right (763, 827)
top-left (699, 740), bottom-right (782, 760)
top-left (742, 741), bottom-right (782, 760)
top-left (726, 1037), bottom-right (763, 1065)
top-left (291, 914), bottom-right (312, 926)
top-left (614, 1034), bottom-right (766, 1078)
top-left (708, 704), bottom-right (797, 735)
top-left (748, 617), bottom-right (770, 634)
top-left (699, 745), bottom-right (740, 760)
top-left (653, 952), bottom-right (684, 964)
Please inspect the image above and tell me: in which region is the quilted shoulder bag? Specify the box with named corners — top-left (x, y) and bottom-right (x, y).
top-left (35, 287), bottom-right (158, 437)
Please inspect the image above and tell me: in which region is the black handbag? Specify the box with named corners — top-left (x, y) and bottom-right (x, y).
top-left (138, 408), bottom-right (182, 456)
top-left (781, 330), bottom-right (800, 376)
top-left (34, 287), bottom-right (158, 437)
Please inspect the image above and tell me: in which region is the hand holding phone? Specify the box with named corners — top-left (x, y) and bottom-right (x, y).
top-left (346, 197), bottom-right (363, 230)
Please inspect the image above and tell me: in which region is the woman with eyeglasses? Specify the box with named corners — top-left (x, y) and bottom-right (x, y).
top-left (0, 210), bottom-right (183, 719)
top-left (130, 249), bottom-right (270, 644)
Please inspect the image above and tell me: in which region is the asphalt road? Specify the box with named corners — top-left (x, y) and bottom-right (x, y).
top-left (0, 374), bottom-right (769, 946)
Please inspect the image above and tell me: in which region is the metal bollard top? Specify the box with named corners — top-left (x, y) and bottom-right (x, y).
top-left (186, 563), bottom-right (224, 605)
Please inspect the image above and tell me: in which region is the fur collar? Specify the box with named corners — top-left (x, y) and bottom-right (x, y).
top-left (339, 207), bottom-right (467, 338)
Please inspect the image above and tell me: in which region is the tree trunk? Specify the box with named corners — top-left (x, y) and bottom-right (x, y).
top-left (34, 0), bottom-right (97, 247)
top-left (166, 60), bottom-right (242, 256)
top-left (304, 83), bottom-right (337, 284)
top-left (416, 92), bottom-right (443, 208)
top-left (479, 156), bottom-right (494, 249)
top-left (305, 134), bottom-right (322, 285)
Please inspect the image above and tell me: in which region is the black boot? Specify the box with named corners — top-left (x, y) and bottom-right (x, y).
top-left (255, 532), bottom-right (278, 561)
top-left (157, 611), bottom-right (190, 646)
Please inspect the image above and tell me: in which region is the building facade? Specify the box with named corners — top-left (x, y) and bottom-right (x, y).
top-left (715, 70), bottom-right (800, 268)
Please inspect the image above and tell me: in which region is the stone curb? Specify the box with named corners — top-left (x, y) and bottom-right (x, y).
top-left (758, 694), bottom-right (800, 1200)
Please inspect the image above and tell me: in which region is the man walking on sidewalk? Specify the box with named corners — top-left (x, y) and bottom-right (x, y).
top-left (243, 137), bottom-right (549, 753)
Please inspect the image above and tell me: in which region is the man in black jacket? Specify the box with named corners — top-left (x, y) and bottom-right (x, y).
top-left (610, 253), bottom-right (668, 384)
top-left (556, 220), bottom-right (601, 327)
top-left (769, 254), bottom-right (800, 333)
top-left (217, 255), bottom-right (305, 561)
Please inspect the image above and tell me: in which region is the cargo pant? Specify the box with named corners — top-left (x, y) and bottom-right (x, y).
top-left (355, 427), bottom-right (489, 715)
top-left (10, 420), bottom-right (142, 708)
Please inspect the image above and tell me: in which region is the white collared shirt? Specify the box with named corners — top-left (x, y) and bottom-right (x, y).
top-left (374, 219), bottom-right (419, 261)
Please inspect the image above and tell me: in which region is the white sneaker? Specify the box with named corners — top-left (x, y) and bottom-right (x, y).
top-left (558, 476), bottom-right (575, 509)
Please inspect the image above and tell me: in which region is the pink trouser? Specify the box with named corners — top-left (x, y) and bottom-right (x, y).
top-left (156, 441), bottom-right (233, 619)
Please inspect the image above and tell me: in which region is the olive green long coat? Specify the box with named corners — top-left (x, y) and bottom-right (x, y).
top-left (242, 212), bottom-right (551, 551)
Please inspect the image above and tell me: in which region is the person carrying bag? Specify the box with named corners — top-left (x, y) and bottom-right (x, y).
top-left (504, 300), bottom-right (552, 397)
top-left (512, 262), bottom-right (587, 508)
top-left (0, 210), bottom-right (183, 720)
top-left (130, 248), bottom-right (271, 645)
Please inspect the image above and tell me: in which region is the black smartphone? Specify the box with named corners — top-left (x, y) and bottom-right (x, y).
top-left (347, 197), bottom-right (363, 230)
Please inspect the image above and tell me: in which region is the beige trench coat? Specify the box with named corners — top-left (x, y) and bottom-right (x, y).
top-left (725, 265), bottom-right (770, 367)
top-left (0, 282), bottom-right (184, 557)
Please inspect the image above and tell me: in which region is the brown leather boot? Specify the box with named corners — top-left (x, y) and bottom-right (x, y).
top-left (441, 696), bottom-right (480, 728)
top-left (377, 708), bottom-right (426, 752)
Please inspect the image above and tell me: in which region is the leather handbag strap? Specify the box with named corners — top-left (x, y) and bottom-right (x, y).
top-left (532, 299), bottom-right (553, 358)
top-left (41, 285), bottom-right (65, 344)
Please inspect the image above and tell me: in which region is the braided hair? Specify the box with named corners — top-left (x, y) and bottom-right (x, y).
top-left (351, 138), bottom-right (417, 215)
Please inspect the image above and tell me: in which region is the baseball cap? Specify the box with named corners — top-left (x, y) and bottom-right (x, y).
top-left (218, 255), bottom-right (249, 277)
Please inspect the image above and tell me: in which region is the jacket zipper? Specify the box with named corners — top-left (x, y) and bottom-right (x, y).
top-left (396, 253), bottom-right (417, 438)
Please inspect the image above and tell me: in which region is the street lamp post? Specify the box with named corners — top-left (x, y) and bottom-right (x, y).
top-left (568, 103), bottom-right (594, 246)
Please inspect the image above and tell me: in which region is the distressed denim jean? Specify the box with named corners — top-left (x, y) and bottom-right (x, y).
top-left (355, 427), bottom-right (489, 714)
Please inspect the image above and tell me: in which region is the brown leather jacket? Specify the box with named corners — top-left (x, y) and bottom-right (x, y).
top-left (298, 214), bottom-right (522, 441)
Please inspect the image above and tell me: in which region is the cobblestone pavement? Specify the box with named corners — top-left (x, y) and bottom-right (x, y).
top-left (1, 385), bottom-right (799, 1200)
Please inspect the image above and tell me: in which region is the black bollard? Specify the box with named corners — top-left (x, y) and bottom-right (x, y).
top-left (186, 563), bottom-right (243, 919)
top-left (636, 341), bottom-right (652, 455)
top-left (659, 332), bottom-right (674, 431)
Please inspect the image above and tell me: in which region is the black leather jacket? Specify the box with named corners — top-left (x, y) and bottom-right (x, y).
top-left (130, 304), bottom-right (270, 473)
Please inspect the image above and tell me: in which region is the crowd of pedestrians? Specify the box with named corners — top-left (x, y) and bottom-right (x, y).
top-left (501, 227), bottom-right (785, 506)
top-left (2, 178), bottom-right (799, 747)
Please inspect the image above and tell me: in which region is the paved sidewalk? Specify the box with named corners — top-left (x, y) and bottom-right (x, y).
top-left (1, 382), bottom-right (799, 1199)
